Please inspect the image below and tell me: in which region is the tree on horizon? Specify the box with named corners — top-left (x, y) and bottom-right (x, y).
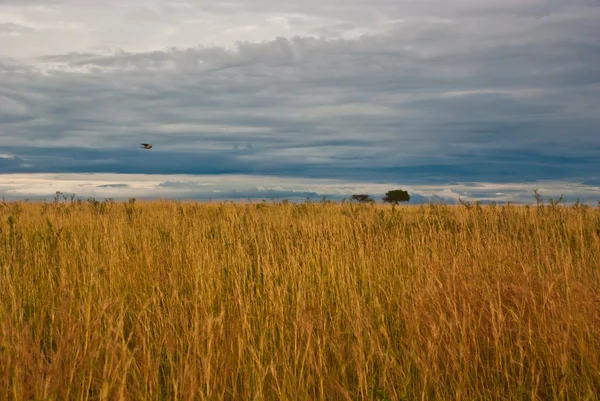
top-left (382, 189), bottom-right (410, 204)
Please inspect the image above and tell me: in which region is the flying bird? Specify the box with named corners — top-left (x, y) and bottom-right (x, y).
top-left (140, 143), bottom-right (153, 149)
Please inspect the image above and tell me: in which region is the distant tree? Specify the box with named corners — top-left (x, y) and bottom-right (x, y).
top-left (382, 189), bottom-right (410, 204)
top-left (351, 194), bottom-right (375, 204)
top-left (533, 189), bottom-right (544, 206)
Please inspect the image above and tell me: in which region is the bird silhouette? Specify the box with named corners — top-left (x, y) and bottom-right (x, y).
top-left (140, 143), bottom-right (153, 149)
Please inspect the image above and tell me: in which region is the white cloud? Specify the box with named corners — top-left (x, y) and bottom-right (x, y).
top-left (0, 0), bottom-right (382, 59)
top-left (2, 0), bottom-right (596, 60)
top-left (0, 173), bottom-right (598, 204)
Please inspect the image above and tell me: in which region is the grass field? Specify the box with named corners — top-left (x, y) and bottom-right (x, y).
top-left (1, 198), bottom-right (599, 400)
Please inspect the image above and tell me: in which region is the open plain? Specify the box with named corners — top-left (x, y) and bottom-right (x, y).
top-left (1, 199), bottom-right (599, 400)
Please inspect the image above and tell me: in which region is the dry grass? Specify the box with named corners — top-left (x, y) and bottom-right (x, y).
top-left (1, 198), bottom-right (599, 400)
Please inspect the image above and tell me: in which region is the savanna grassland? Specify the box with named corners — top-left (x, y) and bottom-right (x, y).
top-left (1, 198), bottom-right (599, 401)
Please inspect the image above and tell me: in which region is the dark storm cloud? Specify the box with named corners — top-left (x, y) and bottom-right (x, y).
top-left (2, 144), bottom-right (599, 189)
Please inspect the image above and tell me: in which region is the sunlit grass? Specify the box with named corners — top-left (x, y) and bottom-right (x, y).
top-left (1, 198), bottom-right (599, 400)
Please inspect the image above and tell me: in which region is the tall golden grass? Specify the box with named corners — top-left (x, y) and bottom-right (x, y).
top-left (1, 198), bottom-right (599, 400)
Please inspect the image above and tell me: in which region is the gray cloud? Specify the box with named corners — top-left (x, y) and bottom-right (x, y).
top-left (0, 0), bottom-right (599, 196)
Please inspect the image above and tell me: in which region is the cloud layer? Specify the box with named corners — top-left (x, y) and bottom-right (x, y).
top-left (1, 173), bottom-right (599, 205)
top-left (1, 0), bottom-right (599, 200)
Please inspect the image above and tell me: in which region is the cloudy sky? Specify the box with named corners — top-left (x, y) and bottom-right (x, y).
top-left (1, 0), bottom-right (599, 203)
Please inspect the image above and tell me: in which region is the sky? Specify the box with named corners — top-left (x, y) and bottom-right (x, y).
top-left (1, 0), bottom-right (599, 203)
